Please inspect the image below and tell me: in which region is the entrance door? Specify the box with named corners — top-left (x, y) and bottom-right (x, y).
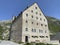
top-left (25, 36), bottom-right (28, 42)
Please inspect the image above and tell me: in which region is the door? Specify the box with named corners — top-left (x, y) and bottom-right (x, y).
top-left (25, 36), bottom-right (28, 42)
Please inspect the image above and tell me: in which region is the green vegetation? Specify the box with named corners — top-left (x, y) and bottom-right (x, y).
top-left (0, 25), bottom-right (4, 40)
top-left (46, 16), bottom-right (60, 33)
top-left (5, 23), bottom-right (11, 25)
top-left (24, 43), bottom-right (53, 45)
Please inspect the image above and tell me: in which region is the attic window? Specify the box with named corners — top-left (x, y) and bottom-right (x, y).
top-left (35, 7), bottom-right (37, 9)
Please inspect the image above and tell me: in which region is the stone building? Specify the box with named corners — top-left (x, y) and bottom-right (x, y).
top-left (10, 3), bottom-right (50, 43)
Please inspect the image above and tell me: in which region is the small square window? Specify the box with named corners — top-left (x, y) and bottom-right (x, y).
top-left (36, 12), bottom-right (38, 14)
top-left (26, 14), bottom-right (28, 17)
top-left (39, 29), bottom-right (43, 33)
top-left (37, 23), bottom-right (38, 25)
top-left (45, 30), bottom-right (47, 33)
top-left (41, 24), bottom-right (43, 26)
top-left (40, 13), bottom-right (41, 16)
top-left (44, 19), bottom-right (45, 21)
top-left (46, 36), bottom-right (48, 38)
top-left (26, 20), bottom-right (28, 23)
top-left (32, 15), bottom-right (33, 18)
top-left (45, 25), bottom-right (47, 27)
top-left (36, 17), bottom-right (38, 19)
top-left (32, 29), bottom-right (33, 32)
top-left (35, 7), bottom-right (37, 9)
top-left (40, 36), bottom-right (44, 38)
top-left (25, 28), bottom-right (28, 31)
top-left (32, 22), bottom-right (33, 24)
top-left (31, 10), bottom-right (33, 12)
top-left (34, 29), bottom-right (36, 32)
top-left (40, 18), bottom-right (42, 20)
top-left (32, 29), bottom-right (36, 32)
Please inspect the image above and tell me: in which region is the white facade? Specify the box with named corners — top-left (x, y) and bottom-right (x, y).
top-left (10, 3), bottom-right (50, 43)
top-left (22, 3), bottom-right (50, 43)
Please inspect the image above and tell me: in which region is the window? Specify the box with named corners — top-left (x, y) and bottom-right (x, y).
top-left (34, 29), bottom-right (36, 32)
top-left (45, 25), bottom-right (47, 27)
top-left (36, 12), bottom-right (38, 14)
top-left (40, 18), bottom-right (42, 20)
top-left (35, 7), bottom-right (37, 9)
top-left (40, 13), bottom-right (41, 16)
top-left (32, 36), bottom-right (38, 38)
top-left (32, 29), bottom-right (36, 32)
top-left (37, 23), bottom-right (38, 25)
top-left (46, 36), bottom-right (48, 38)
top-left (26, 14), bottom-right (28, 17)
top-left (26, 20), bottom-right (28, 23)
top-left (31, 10), bottom-right (33, 13)
top-left (44, 19), bottom-right (45, 21)
top-left (36, 17), bottom-right (38, 19)
top-left (32, 29), bottom-right (34, 32)
top-left (41, 24), bottom-right (43, 26)
top-left (32, 22), bottom-right (33, 24)
top-left (45, 30), bottom-right (47, 33)
top-left (31, 15), bottom-right (33, 18)
top-left (39, 29), bottom-right (43, 33)
top-left (40, 36), bottom-right (44, 38)
top-left (25, 28), bottom-right (28, 31)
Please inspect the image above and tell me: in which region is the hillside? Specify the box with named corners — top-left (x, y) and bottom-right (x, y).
top-left (0, 20), bottom-right (12, 40)
top-left (0, 16), bottom-right (60, 39)
top-left (45, 16), bottom-right (60, 33)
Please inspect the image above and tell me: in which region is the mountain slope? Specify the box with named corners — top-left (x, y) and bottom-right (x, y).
top-left (0, 16), bottom-right (60, 40)
top-left (46, 16), bottom-right (60, 33)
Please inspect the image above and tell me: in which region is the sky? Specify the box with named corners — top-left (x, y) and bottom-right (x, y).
top-left (0, 0), bottom-right (60, 20)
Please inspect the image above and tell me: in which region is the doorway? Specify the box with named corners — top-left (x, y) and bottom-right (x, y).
top-left (25, 36), bottom-right (28, 42)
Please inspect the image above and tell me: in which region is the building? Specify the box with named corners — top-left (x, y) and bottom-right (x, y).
top-left (10, 3), bottom-right (50, 43)
top-left (50, 32), bottom-right (60, 43)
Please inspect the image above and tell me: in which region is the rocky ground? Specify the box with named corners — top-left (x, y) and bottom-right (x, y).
top-left (0, 40), bottom-right (22, 45)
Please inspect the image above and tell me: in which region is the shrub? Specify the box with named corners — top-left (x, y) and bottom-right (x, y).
top-left (25, 43), bottom-right (33, 45)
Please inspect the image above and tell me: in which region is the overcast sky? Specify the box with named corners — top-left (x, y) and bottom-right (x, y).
top-left (0, 0), bottom-right (60, 20)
